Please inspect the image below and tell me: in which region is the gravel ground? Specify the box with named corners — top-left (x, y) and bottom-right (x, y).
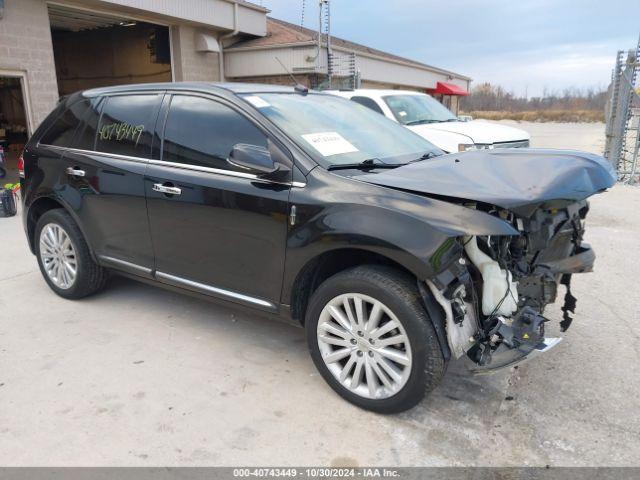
top-left (0, 123), bottom-right (638, 466)
top-left (495, 120), bottom-right (606, 153)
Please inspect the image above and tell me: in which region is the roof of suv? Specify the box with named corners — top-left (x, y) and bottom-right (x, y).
top-left (328, 89), bottom-right (427, 99)
top-left (81, 82), bottom-right (306, 98)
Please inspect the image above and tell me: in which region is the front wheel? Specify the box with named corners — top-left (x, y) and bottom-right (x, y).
top-left (305, 265), bottom-right (446, 413)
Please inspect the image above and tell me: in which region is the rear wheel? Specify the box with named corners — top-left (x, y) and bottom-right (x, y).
top-left (35, 209), bottom-right (107, 299)
top-left (305, 265), bottom-right (446, 413)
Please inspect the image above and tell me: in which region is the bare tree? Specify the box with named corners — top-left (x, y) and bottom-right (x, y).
top-left (461, 83), bottom-right (607, 113)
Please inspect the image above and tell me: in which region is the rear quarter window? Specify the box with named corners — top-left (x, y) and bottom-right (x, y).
top-left (95, 94), bottom-right (161, 158)
top-left (73, 97), bottom-right (103, 151)
top-left (351, 96), bottom-right (385, 115)
top-left (39, 99), bottom-right (91, 147)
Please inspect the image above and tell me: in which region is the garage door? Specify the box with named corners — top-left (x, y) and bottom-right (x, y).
top-left (49, 5), bottom-right (172, 96)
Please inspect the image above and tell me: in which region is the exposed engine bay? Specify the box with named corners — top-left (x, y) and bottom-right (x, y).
top-left (426, 199), bottom-right (593, 371)
top-left (354, 148), bottom-right (617, 371)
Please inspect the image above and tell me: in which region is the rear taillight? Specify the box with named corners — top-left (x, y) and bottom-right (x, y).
top-left (18, 153), bottom-right (25, 178)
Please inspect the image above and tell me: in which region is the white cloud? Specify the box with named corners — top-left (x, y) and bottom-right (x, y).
top-left (453, 42), bottom-right (620, 96)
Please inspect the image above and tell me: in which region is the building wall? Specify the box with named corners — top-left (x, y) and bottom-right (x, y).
top-left (354, 52), bottom-right (468, 92)
top-left (225, 46), bottom-right (324, 78)
top-left (171, 25), bottom-right (221, 82)
top-left (0, 0), bottom-right (253, 131)
top-left (0, 0), bottom-right (59, 131)
top-left (226, 74), bottom-right (313, 87)
top-left (87, 0), bottom-right (267, 36)
top-left (359, 80), bottom-right (423, 92)
top-left (450, 96), bottom-right (460, 114)
top-left (225, 45), bottom-right (470, 94)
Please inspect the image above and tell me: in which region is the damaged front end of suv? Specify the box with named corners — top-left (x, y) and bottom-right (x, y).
top-left (359, 149), bottom-right (616, 371)
top-left (425, 198), bottom-right (594, 370)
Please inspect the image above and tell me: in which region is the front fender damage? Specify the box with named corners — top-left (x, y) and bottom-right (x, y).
top-left (417, 199), bottom-right (598, 373)
top-left (351, 149), bottom-right (613, 372)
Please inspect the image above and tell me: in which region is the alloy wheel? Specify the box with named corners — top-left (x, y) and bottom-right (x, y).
top-left (317, 293), bottom-right (412, 399)
top-left (39, 223), bottom-right (78, 290)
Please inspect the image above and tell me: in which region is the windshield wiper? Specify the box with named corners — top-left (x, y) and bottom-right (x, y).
top-left (327, 158), bottom-right (402, 171)
top-left (405, 119), bottom-right (439, 126)
top-left (409, 151), bottom-right (440, 163)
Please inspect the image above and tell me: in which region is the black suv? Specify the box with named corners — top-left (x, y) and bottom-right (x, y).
top-left (20, 83), bottom-right (615, 413)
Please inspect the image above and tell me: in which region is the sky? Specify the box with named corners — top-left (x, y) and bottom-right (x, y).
top-left (259, 0), bottom-right (640, 97)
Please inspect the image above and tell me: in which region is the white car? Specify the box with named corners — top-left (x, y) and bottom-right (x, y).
top-left (329, 89), bottom-right (530, 153)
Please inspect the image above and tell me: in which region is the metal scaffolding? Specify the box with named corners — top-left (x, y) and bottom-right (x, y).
top-left (311, 0), bottom-right (359, 91)
top-left (605, 34), bottom-right (640, 184)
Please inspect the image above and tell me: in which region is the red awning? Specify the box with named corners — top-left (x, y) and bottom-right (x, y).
top-left (426, 82), bottom-right (469, 96)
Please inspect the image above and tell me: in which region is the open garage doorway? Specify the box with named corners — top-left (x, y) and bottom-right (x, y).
top-left (48, 5), bottom-right (172, 97)
top-left (0, 74), bottom-right (30, 183)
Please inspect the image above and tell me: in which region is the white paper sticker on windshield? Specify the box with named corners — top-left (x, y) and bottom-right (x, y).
top-left (301, 132), bottom-right (358, 157)
top-left (245, 95), bottom-right (271, 108)
top-left (398, 111), bottom-right (407, 117)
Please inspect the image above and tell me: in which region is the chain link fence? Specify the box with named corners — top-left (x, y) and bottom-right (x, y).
top-left (604, 35), bottom-right (640, 184)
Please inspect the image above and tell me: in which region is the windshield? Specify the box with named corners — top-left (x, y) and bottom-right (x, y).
top-left (383, 94), bottom-right (457, 125)
top-left (240, 93), bottom-right (442, 167)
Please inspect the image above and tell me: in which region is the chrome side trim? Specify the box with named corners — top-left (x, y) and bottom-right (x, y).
top-left (98, 255), bottom-right (153, 276)
top-left (155, 271), bottom-right (276, 310)
top-left (148, 158), bottom-right (258, 180)
top-left (148, 159), bottom-right (302, 187)
top-left (39, 144), bottom-right (149, 165)
top-left (39, 143), bottom-right (303, 186)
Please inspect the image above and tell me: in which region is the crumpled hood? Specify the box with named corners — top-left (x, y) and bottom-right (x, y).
top-left (410, 119), bottom-right (530, 144)
top-left (358, 149), bottom-right (616, 210)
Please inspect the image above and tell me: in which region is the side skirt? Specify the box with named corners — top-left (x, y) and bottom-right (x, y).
top-left (97, 255), bottom-right (295, 324)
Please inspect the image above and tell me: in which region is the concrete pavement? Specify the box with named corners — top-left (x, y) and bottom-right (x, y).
top-left (1, 122), bottom-right (638, 466)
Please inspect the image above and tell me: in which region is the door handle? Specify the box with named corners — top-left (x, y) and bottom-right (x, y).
top-left (153, 183), bottom-right (182, 195)
top-left (66, 167), bottom-right (86, 177)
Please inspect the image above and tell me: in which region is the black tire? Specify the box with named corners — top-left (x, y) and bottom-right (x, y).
top-left (305, 265), bottom-right (446, 414)
top-left (35, 209), bottom-right (108, 299)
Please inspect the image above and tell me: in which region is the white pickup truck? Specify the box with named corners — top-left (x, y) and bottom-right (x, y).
top-left (329, 89), bottom-right (530, 154)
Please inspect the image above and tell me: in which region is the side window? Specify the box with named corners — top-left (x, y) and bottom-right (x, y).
top-left (162, 95), bottom-right (268, 170)
top-left (39, 100), bottom-right (90, 147)
top-left (73, 97), bottom-right (103, 151)
top-left (351, 96), bottom-right (384, 115)
top-left (95, 94), bottom-right (160, 158)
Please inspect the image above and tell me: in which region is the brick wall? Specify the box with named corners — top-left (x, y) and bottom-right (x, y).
top-left (0, 0), bottom-right (59, 131)
top-left (171, 25), bottom-right (220, 82)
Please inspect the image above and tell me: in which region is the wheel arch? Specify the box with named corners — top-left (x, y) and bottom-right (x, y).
top-left (288, 247), bottom-right (417, 325)
top-left (26, 196), bottom-right (97, 262)
top-left (287, 246), bottom-right (452, 361)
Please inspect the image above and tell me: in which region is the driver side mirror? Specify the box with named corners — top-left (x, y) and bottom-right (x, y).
top-left (228, 144), bottom-right (279, 175)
